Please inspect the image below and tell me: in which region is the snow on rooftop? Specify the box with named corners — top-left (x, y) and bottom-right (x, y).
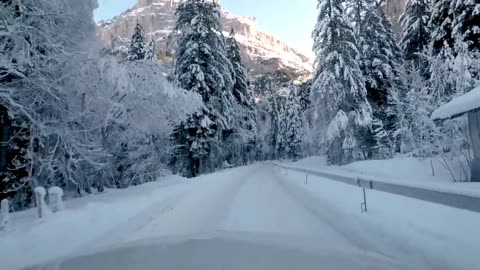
top-left (431, 85), bottom-right (480, 120)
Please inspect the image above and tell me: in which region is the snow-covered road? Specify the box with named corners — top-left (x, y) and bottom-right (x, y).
top-left (5, 164), bottom-right (479, 270)
top-left (71, 164), bottom-right (442, 270)
top-left (220, 166), bottom-right (353, 245)
top-left (102, 165), bottom-right (356, 249)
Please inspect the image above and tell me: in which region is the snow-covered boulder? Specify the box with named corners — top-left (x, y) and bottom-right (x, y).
top-left (48, 187), bottom-right (65, 213)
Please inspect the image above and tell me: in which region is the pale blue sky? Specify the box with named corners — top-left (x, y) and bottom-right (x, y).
top-left (94, 0), bottom-right (317, 56)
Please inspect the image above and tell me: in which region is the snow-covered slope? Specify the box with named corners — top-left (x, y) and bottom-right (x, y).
top-left (96, 0), bottom-right (313, 77)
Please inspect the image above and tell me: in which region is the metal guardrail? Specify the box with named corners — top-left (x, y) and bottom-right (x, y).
top-left (273, 163), bottom-right (480, 214)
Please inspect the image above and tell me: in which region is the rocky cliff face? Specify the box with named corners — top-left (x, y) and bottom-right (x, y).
top-left (384, 0), bottom-right (408, 35)
top-left (96, 0), bottom-right (312, 77)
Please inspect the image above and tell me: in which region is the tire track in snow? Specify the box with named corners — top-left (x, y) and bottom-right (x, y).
top-left (219, 165), bottom-right (356, 252)
top-left (119, 165), bottom-right (259, 241)
top-left (77, 182), bottom-right (193, 253)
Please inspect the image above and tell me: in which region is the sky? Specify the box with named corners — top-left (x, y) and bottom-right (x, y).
top-left (94, 0), bottom-right (318, 57)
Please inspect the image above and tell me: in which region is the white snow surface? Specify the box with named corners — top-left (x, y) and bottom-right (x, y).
top-left (2, 164), bottom-right (479, 270)
top-left (33, 187), bottom-right (46, 197)
top-left (431, 85), bottom-right (480, 120)
top-left (326, 110), bottom-right (348, 141)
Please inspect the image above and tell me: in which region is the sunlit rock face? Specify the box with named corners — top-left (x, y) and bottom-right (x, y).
top-left (96, 0), bottom-right (407, 97)
top-left (96, 0), bottom-right (312, 78)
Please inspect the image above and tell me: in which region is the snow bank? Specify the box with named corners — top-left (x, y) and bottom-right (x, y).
top-left (431, 85), bottom-right (480, 120)
top-left (0, 176), bottom-right (189, 270)
top-left (278, 169), bottom-right (480, 270)
top-left (290, 156), bottom-right (480, 197)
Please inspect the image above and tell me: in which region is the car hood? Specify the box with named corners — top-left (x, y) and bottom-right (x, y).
top-left (24, 231), bottom-right (410, 270)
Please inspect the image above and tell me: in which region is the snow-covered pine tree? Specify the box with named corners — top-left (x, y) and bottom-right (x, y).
top-left (226, 29), bottom-right (258, 164)
top-left (428, 0), bottom-right (479, 103)
top-left (427, 0), bottom-right (459, 107)
top-left (282, 90), bottom-right (303, 160)
top-left (430, 0), bottom-right (455, 57)
top-left (347, 0), bottom-right (403, 158)
top-left (297, 80), bottom-right (312, 112)
top-left (145, 39), bottom-right (157, 60)
top-left (451, 0), bottom-right (480, 54)
top-left (264, 95), bottom-right (285, 160)
top-left (378, 10), bottom-right (407, 152)
top-left (399, 0), bottom-right (432, 75)
top-left (311, 0), bottom-right (373, 164)
top-left (171, 0), bottom-right (235, 177)
top-left (275, 99), bottom-right (287, 159)
top-left (127, 21), bottom-right (145, 61)
top-left (451, 0), bottom-right (480, 86)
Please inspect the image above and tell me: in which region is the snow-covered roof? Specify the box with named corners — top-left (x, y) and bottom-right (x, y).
top-left (431, 85), bottom-right (480, 120)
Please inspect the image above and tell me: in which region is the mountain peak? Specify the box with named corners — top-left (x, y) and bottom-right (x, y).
top-left (136, 0), bottom-right (178, 8)
top-left (97, 0), bottom-right (312, 77)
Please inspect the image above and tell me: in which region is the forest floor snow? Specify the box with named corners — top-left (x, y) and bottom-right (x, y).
top-left (1, 164), bottom-right (479, 270)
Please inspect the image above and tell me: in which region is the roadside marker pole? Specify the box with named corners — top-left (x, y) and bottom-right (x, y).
top-left (361, 188), bottom-right (368, 213)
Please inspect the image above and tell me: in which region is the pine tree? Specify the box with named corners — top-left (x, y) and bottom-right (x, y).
top-left (428, 0), bottom-right (479, 102)
top-left (282, 90), bottom-right (303, 160)
top-left (127, 21), bottom-right (145, 61)
top-left (399, 0), bottom-right (432, 72)
top-left (451, 0), bottom-right (480, 84)
top-left (145, 39), bottom-right (156, 60)
top-left (451, 0), bottom-right (480, 53)
top-left (428, 0), bottom-right (455, 101)
top-left (275, 100), bottom-right (287, 159)
top-left (347, 0), bottom-right (404, 158)
top-left (312, 0), bottom-right (373, 164)
top-left (171, 0), bottom-right (235, 177)
top-left (266, 96), bottom-right (285, 160)
top-left (430, 0), bottom-right (454, 56)
top-left (298, 80), bottom-right (312, 112)
top-left (226, 29), bottom-right (258, 164)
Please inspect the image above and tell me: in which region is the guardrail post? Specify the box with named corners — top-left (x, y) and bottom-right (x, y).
top-left (0, 199), bottom-right (9, 231)
top-left (305, 171), bottom-right (309, 185)
top-left (356, 177), bottom-right (368, 213)
top-left (48, 186), bottom-right (64, 213)
top-left (34, 187), bottom-right (51, 219)
top-left (361, 188), bottom-right (368, 213)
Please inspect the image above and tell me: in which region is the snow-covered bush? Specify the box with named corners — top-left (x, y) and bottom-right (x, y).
top-left (100, 60), bottom-right (202, 186)
top-left (0, 0), bottom-right (201, 208)
top-left (48, 187), bottom-right (64, 213)
top-left (0, 199), bottom-right (9, 231)
top-left (34, 187), bottom-right (51, 219)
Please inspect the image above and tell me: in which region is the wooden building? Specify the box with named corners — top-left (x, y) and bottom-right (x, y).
top-left (431, 86), bottom-right (480, 182)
